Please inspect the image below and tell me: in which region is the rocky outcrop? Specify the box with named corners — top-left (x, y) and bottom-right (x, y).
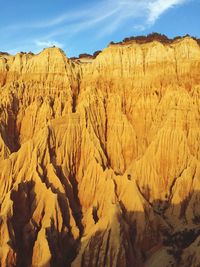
top-left (0, 36), bottom-right (200, 267)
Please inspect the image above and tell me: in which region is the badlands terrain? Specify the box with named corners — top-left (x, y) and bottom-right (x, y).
top-left (0, 34), bottom-right (200, 267)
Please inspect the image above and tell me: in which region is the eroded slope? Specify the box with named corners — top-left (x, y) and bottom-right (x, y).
top-left (0, 36), bottom-right (200, 267)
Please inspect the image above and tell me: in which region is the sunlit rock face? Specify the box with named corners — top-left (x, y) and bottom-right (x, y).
top-left (0, 36), bottom-right (200, 267)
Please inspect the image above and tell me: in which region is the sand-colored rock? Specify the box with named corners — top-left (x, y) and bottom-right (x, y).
top-left (0, 36), bottom-right (200, 267)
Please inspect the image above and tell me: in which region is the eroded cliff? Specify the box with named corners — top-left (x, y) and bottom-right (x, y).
top-left (0, 36), bottom-right (200, 267)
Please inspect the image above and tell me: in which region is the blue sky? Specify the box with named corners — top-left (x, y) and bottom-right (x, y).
top-left (0, 0), bottom-right (200, 57)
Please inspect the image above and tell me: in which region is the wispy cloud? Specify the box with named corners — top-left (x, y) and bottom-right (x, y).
top-left (3, 10), bottom-right (91, 31)
top-left (34, 0), bottom-right (190, 41)
top-left (0, 0), bottom-right (192, 54)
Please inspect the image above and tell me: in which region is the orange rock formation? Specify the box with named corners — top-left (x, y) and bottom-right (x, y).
top-left (0, 36), bottom-right (200, 267)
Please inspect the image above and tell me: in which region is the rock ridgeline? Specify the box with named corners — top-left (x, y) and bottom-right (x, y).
top-left (0, 35), bottom-right (200, 267)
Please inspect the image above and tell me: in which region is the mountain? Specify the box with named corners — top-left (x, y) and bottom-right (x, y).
top-left (0, 35), bottom-right (200, 267)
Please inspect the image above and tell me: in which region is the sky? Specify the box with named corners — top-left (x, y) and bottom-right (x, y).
top-left (0, 0), bottom-right (200, 57)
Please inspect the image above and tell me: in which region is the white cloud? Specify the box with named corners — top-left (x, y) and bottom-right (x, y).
top-left (35, 40), bottom-right (64, 48)
top-left (148, 0), bottom-right (187, 24)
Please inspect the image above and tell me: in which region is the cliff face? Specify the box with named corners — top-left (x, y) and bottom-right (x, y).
top-left (0, 37), bottom-right (200, 267)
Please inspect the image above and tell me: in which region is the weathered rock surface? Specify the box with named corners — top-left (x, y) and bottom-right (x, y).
top-left (0, 36), bottom-right (200, 267)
